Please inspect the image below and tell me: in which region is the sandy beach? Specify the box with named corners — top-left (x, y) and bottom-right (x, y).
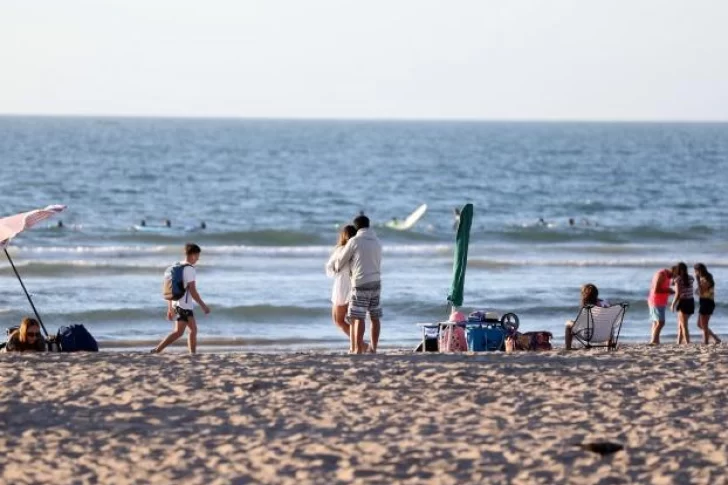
top-left (1, 346), bottom-right (727, 484)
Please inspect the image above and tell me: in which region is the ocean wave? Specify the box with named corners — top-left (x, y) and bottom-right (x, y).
top-left (0, 260), bottom-right (166, 276)
top-left (468, 258), bottom-right (728, 269)
top-left (11, 243), bottom-right (452, 258)
top-left (495, 225), bottom-right (716, 244)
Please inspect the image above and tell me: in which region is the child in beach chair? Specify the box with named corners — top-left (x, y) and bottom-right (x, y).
top-left (565, 284), bottom-right (628, 350)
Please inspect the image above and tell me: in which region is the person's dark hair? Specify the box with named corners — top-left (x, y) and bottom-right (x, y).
top-left (580, 283), bottom-right (599, 307)
top-left (337, 225), bottom-right (357, 246)
top-left (353, 215), bottom-right (370, 230)
top-left (185, 243), bottom-right (202, 256)
top-left (694, 263), bottom-right (714, 288)
top-left (675, 262), bottom-right (690, 287)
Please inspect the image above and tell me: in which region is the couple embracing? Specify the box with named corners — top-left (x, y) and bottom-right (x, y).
top-left (326, 215), bottom-right (383, 354)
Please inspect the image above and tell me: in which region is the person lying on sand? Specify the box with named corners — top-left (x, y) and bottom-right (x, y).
top-left (4, 317), bottom-right (46, 352)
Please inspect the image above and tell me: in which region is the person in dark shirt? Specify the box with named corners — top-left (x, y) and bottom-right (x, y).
top-left (4, 317), bottom-right (46, 352)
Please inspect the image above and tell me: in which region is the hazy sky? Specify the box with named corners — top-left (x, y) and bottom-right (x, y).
top-left (1, 0), bottom-right (726, 120)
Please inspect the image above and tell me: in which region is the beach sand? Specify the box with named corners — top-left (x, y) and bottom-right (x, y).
top-left (1, 346), bottom-right (727, 484)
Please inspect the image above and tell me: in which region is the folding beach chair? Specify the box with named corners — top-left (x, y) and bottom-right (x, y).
top-left (569, 303), bottom-right (628, 350)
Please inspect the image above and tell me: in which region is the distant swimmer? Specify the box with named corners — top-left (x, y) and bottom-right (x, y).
top-left (140, 220), bottom-right (147, 227)
top-left (453, 207), bottom-right (461, 230)
top-left (57, 220), bottom-right (64, 228)
top-left (569, 218), bottom-right (575, 227)
top-left (200, 221), bottom-right (207, 230)
top-left (538, 217), bottom-right (547, 227)
top-left (165, 219), bottom-right (171, 228)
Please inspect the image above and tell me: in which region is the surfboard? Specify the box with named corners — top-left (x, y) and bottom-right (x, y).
top-left (385, 204), bottom-right (428, 231)
top-left (132, 225), bottom-right (174, 233)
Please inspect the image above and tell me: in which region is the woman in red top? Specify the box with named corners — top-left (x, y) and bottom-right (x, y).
top-left (648, 267), bottom-right (675, 345)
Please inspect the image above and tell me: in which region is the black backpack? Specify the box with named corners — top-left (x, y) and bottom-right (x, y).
top-left (57, 324), bottom-right (99, 352)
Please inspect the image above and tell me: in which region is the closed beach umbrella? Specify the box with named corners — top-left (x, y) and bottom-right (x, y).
top-left (447, 203), bottom-right (473, 310)
top-left (0, 204), bottom-right (66, 336)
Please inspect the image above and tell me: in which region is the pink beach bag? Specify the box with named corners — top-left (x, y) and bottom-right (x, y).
top-left (439, 325), bottom-right (468, 353)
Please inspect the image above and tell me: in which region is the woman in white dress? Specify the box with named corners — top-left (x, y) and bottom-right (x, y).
top-left (326, 225), bottom-right (357, 339)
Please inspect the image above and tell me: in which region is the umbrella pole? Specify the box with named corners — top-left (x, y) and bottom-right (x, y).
top-left (4, 248), bottom-right (50, 337)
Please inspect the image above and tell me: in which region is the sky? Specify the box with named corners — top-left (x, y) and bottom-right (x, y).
top-left (1, 0), bottom-right (727, 120)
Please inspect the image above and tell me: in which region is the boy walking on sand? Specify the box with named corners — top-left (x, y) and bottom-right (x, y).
top-left (153, 243), bottom-right (210, 354)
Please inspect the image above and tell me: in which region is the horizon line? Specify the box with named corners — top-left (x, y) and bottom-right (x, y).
top-left (1, 113), bottom-right (727, 124)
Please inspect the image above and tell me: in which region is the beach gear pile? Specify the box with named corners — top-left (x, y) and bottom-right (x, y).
top-left (419, 310), bottom-right (552, 353)
top-left (2, 324), bottom-right (98, 352)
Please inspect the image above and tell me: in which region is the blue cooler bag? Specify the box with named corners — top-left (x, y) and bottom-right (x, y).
top-left (483, 326), bottom-right (506, 351)
top-left (466, 326), bottom-right (487, 351)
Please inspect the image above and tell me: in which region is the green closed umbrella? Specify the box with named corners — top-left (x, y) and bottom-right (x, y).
top-left (447, 203), bottom-right (473, 310)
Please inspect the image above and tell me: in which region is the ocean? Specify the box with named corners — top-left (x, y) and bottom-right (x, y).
top-left (1, 117), bottom-right (727, 350)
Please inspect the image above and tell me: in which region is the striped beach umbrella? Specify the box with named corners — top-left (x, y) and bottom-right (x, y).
top-left (1, 204), bottom-right (66, 336)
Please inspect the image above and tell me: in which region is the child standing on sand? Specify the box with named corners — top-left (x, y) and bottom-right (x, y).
top-left (694, 263), bottom-right (721, 345)
top-left (152, 243), bottom-right (211, 354)
top-left (671, 262), bottom-right (694, 345)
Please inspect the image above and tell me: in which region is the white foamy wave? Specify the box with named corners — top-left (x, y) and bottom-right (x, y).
top-left (469, 257), bottom-right (728, 269)
top-left (14, 245), bottom-right (172, 255)
top-left (11, 243), bottom-right (452, 258)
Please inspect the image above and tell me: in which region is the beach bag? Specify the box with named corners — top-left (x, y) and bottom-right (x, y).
top-left (57, 324), bottom-right (99, 352)
top-left (466, 325), bottom-right (506, 352)
top-left (466, 326), bottom-right (487, 351)
top-left (514, 331), bottom-right (553, 351)
top-left (438, 325), bottom-right (467, 353)
top-left (162, 263), bottom-right (190, 301)
top-left (483, 326), bottom-right (506, 351)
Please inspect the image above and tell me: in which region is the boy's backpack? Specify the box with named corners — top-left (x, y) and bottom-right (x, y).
top-left (57, 324), bottom-right (99, 352)
top-left (162, 263), bottom-right (191, 301)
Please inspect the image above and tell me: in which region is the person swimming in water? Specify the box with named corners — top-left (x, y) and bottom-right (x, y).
top-left (165, 219), bottom-right (171, 228)
top-left (140, 220), bottom-right (147, 227)
top-left (200, 221), bottom-right (206, 229)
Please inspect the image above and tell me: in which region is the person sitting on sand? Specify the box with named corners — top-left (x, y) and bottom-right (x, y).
top-left (4, 317), bottom-right (46, 352)
top-left (325, 225), bottom-right (357, 344)
top-left (565, 283), bottom-right (609, 350)
top-left (694, 263), bottom-right (721, 345)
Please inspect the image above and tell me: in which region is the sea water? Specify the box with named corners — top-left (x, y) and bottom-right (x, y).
top-left (1, 117), bottom-right (727, 350)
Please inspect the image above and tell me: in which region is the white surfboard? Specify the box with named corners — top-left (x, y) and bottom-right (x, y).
top-left (132, 225), bottom-right (174, 233)
top-left (385, 204), bottom-right (428, 231)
